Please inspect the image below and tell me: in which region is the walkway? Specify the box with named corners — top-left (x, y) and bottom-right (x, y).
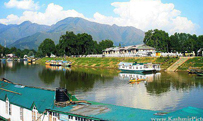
top-left (166, 57), bottom-right (192, 72)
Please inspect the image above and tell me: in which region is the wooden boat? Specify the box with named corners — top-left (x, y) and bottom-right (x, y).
top-left (118, 62), bottom-right (160, 73)
top-left (28, 58), bottom-right (32, 63)
top-left (129, 78), bottom-right (145, 82)
top-left (62, 61), bottom-right (72, 67)
top-left (50, 60), bottom-right (62, 66)
top-left (45, 60), bottom-right (51, 65)
top-left (187, 67), bottom-right (202, 74)
top-left (196, 72), bottom-right (203, 76)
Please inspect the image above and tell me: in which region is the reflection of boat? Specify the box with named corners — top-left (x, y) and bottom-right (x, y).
top-left (129, 78), bottom-right (145, 82)
top-left (45, 65), bottom-right (71, 71)
top-left (28, 58), bottom-right (32, 63)
top-left (49, 60), bottom-right (72, 67)
top-left (24, 61), bottom-right (28, 65)
top-left (6, 58), bottom-right (13, 61)
top-left (1, 59), bottom-right (6, 63)
top-left (6, 61), bottom-right (13, 68)
top-left (119, 72), bottom-right (161, 82)
top-left (118, 62), bottom-right (160, 73)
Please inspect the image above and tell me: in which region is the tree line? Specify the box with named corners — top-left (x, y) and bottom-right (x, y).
top-left (0, 31), bottom-right (114, 58)
top-left (0, 44), bottom-right (36, 58)
top-left (37, 31), bottom-right (114, 57)
top-left (144, 29), bottom-right (203, 53)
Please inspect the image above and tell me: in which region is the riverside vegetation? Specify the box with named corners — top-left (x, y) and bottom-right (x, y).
top-left (37, 56), bottom-right (203, 71)
top-left (37, 56), bottom-right (178, 70)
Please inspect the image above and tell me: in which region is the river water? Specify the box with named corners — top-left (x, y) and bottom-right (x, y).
top-left (1, 61), bottom-right (203, 112)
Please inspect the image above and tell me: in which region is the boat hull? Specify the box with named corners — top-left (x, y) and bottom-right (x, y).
top-left (119, 69), bottom-right (157, 73)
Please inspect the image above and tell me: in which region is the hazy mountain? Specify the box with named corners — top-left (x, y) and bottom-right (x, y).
top-left (7, 17), bottom-right (145, 50)
top-left (0, 21), bottom-right (50, 46)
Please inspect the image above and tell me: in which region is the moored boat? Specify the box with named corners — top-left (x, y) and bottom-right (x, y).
top-left (196, 72), bottom-right (203, 76)
top-left (62, 61), bottom-right (72, 67)
top-left (50, 60), bottom-right (62, 66)
top-left (118, 62), bottom-right (160, 73)
top-left (45, 60), bottom-right (51, 65)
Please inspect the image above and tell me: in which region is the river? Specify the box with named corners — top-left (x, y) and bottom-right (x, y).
top-left (1, 61), bottom-right (203, 112)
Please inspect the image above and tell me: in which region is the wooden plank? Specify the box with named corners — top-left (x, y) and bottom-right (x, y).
top-left (0, 88), bottom-right (21, 95)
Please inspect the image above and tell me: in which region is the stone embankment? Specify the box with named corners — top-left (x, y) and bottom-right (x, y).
top-left (165, 57), bottom-right (192, 72)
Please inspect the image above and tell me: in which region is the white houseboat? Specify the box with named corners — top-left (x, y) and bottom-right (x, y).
top-left (118, 62), bottom-right (161, 73)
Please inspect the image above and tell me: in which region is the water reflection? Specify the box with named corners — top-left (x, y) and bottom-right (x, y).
top-left (119, 72), bottom-right (161, 82)
top-left (0, 61), bottom-right (203, 111)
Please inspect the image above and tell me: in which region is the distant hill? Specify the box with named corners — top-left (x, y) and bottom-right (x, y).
top-left (0, 21), bottom-right (50, 46)
top-left (5, 17), bottom-right (145, 50)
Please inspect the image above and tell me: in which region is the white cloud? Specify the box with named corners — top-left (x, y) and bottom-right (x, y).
top-left (4, 0), bottom-right (39, 10)
top-left (0, 0), bottom-right (197, 34)
top-left (0, 3), bottom-right (85, 25)
top-left (92, 0), bottom-right (196, 34)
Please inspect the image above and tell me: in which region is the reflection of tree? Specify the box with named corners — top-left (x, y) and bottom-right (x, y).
top-left (10, 62), bottom-right (24, 72)
top-left (38, 69), bottom-right (57, 84)
top-left (146, 79), bottom-right (170, 95)
top-left (59, 70), bottom-right (114, 93)
top-left (145, 72), bottom-right (203, 95)
top-left (0, 63), bottom-right (8, 76)
top-left (0, 62), bottom-right (24, 76)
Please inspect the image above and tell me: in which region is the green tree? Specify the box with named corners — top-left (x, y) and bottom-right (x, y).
top-left (38, 38), bottom-right (55, 57)
top-left (98, 39), bottom-right (114, 53)
top-left (3, 48), bottom-right (10, 55)
top-left (170, 33), bottom-right (197, 53)
top-left (144, 29), bottom-right (170, 52)
top-left (28, 51), bottom-right (34, 57)
top-left (77, 33), bottom-right (95, 55)
top-left (0, 44), bottom-right (4, 57)
top-left (57, 31), bottom-right (99, 56)
top-left (57, 31), bottom-right (77, 56)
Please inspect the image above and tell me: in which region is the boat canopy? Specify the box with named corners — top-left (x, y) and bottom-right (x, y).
top-left (118, 62), bottom-right (133, 66)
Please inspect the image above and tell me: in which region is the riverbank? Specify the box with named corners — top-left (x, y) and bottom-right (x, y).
top-left (36, 57), bottom-right (180, 70)
top-left (36, 56), bottom-right (203, 71)
top-left (177, 57), bottom-right (203, 71)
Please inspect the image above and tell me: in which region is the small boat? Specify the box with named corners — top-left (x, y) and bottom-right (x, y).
top-left (32, 58), bottom-right (36, 62)
top-left (119, 62), bottom-right (161, 73)
top-left (50, 60), bottom-right (62, 66)
top-left (129, 78), bottom-right (145, 82)
top-left (28, 58), bottom-right (32, 63)
top-left (62, 61), bottom-right (72, 67)
top-left (196, 72), bottom-right (203, 76)
top-left (45, 60), bottom-right (51, 65)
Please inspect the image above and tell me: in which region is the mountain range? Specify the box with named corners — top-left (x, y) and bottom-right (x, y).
top-left (0, 17), bottom-right (145, 50)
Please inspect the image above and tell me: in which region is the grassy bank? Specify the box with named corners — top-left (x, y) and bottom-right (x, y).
top-left (178, 57), bottom-right (203, 71)
top-left (36, 57), bottom-right (179, 70)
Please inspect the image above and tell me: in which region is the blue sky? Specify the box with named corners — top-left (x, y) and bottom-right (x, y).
top-left (0, 0), bottom-right (202, 35)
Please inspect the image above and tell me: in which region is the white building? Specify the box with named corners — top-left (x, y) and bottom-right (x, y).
top-left (103, 44), bottom-right (156, 57)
